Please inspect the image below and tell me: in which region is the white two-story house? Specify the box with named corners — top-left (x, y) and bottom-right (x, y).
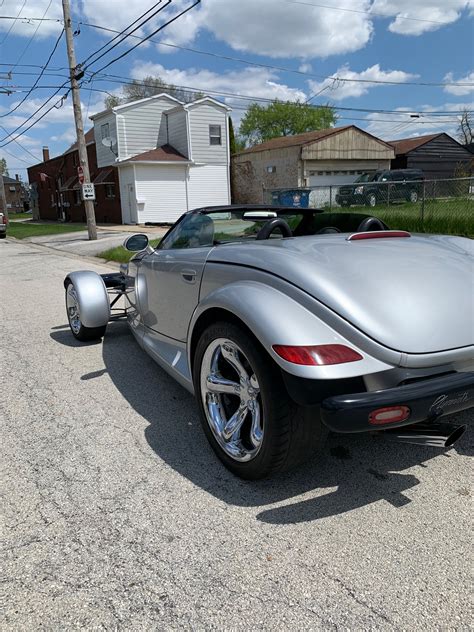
top-left (90, 94), bottom-right (231, 223)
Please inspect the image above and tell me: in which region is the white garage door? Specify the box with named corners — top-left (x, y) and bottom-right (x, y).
top-left (307, 171), bottom-right (360, 187)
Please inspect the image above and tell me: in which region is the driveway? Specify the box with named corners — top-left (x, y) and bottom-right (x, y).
top-left (1, 238), bottom-right (472, 629)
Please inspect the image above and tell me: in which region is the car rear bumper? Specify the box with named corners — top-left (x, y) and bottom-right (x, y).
top-left (320, 371), bottom-right (474, 433)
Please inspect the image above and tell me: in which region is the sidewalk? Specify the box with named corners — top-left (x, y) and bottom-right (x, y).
top-left (23, 224), bottom-right (169, 257)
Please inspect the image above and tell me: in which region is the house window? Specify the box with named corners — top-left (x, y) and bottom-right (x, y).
top-left (101, 123), bottom-right (110, 140)
top-left (9, 186), bottom-right (16, 192)
top-left (266, 165), bottom-right (276, 173)
top-left (209, 124), bottom-right (222, 145)
top-left (105, 183), bottom-right (115, 199)
top-left (74, 189), bottom-right (81, 205)
top-left (72, 152), bottom-right (78, 167)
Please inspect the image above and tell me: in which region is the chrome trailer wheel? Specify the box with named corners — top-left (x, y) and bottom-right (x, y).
top-left (200, 338), bottom-right (263, 462)
top-left (194, 322), bottom-right (328, 479)
top-left (65, 281), bottom-right (107, 342)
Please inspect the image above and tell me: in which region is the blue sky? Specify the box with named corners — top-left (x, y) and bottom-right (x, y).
top-left (0, 0), bottom-right (472, 179)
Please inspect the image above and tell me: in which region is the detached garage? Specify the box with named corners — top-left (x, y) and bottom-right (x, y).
top-left (232, 125), bottom-right (394, 203)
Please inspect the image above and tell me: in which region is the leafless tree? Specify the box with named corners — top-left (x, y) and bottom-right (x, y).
top-left (457, 109), bottom-right (473, 145)
top-left (104, 76), bottom-right (203, 109)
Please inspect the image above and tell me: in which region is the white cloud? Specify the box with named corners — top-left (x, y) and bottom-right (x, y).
top-left (308, 64), bottom-right (418, 101)
top-left (80, 0), bottom-right (374, 59)
top-left (0, 0), bottom-right (63, 38)
top-left (299, 63), bottom-right (313, 73)
top-left (371, 0), bottom-right (472, 35)
top-left (131, 61), bottom-right (307, 103)
top-left (443, 71), bottom-right (474, 96)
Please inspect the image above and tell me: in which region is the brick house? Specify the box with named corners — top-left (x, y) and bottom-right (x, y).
top-left (27, 130), bottom-right (122, 223)
top-left (2, 174), bottom-right (29, 212)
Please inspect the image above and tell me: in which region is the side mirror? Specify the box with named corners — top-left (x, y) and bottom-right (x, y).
top-left (124, 233), bottom-right (149, 252)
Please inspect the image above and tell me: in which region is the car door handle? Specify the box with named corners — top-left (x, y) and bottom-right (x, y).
top-left (181, 268), bottom-right (197, 283)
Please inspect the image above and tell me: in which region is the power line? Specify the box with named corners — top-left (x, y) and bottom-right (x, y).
top-left (0, 125), bottom-right (42, 161)
top-left (285, 0), bottom-right (456, 25)
top-left (0, 0), bottom-right (28, 45)
top-left (82, 0), bottom-right (168, 68)
top-left (1, 28), bottom-right (64, 118)
top-left (86, 1), bottom-right (201, 78)
top-left (79, 21), bottom-right (474, 88)
top-left (82, 73), bottom-right (470, 115)
top-left (9, 0), bottom-right (54, 72)
top-left (0, 85), bottom-right (70, 145)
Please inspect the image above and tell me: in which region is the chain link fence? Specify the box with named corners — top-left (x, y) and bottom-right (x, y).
top-left (265, 177), bottom-right (474, 237)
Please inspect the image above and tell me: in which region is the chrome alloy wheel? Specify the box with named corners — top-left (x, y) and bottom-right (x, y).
top-left (66, 285), bottom-right (82, 334)
top-left (200, 338), bottom-right (263, 462)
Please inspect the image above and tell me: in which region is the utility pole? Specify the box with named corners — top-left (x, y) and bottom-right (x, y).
top-left (0, 173), bottom-right (8, 223)
top-left (62, 0), bottom-right (97, 240)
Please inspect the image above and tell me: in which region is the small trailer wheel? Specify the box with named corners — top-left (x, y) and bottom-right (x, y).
top-left (65, 281), bottom-right (107, 342)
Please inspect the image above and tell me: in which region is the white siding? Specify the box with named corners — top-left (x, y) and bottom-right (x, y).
top-left (94, 112), bottom-right (118, 168)
top-left (117, 165), bottom-right (137, 224)
top-left (166, 109), bottom-right (188, 157)
top-left (187, 164), bottom-right (230, 209)
top-left (135, 164), bottom-right (188, 223)
top-left (117, 96), bottom-right (178, 159)
top-left (188, 104), bottom-right (228, 164)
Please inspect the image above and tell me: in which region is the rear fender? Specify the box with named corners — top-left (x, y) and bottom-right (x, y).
top-left (188, 281), bottom-right (392, 380)
top-left (64, 271), bottom-right (110, 328)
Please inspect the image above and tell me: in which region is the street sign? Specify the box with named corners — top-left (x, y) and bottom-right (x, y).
top-left (81, 183), bottom-right (96, 201)
top-left (77, 166), bottom-right (84, 184)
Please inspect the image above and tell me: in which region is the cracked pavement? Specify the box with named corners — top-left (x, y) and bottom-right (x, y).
top-left (1, 238), bottom-right (472, 629)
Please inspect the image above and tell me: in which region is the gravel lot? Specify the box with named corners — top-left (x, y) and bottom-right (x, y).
top-left (1, 238), bottom-right (472, 630)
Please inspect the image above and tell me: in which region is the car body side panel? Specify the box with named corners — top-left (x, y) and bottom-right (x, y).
top-left (64, 271), bottom-right (110, 328)
top-left (189, 274), bottom-right (394, 380)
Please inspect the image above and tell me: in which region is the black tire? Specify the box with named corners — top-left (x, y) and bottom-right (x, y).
top-left (193, 321), bottom-right (328, 479)
top-left (65, 281), bottom-right (106, 342)
top-left (0, 233), bottom-right (6, 239)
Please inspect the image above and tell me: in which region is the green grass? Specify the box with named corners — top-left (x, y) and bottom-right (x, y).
top-left (98, 238), bottom-right (162, 262)
top-left (7, 211), bottom-right (31, 220)
top-left (7, 221), bottom-right (86, 240)
top-left (337, 198), bottom-right (474, 237)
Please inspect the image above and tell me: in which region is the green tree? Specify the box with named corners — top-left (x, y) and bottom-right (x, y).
top-left (239, 100), bottom-right (337, 146)
top-left (105, 76), bottom-right (204, 109)
top-left (0, 157), bottom-right (9, 176)
top-left (229, 117), bottom-right (245, 154)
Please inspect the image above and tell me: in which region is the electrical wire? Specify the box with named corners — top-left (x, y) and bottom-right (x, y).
top-left (81, 0), bottom-right (168, 68)
top-left (1, 28), bottom-right (64, 118)
top-left (285, 0), bottom-right (456, 25)
top-left (86, 1), bottom-right (201, 78)
top-left (9, 0), bottom-right (54, 72)
top-left (0, 125), bottom-right (42, 161)
top-left (78, 21), bottom-right (474, 89)
top-left (0, 0), bottom-right (28, 45)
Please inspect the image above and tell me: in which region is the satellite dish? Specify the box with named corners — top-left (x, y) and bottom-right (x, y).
top-left (101, 136), bottom-right (116, 148)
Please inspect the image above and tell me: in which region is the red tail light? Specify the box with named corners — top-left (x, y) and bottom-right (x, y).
top-left (1, 215), bottom-right (6, 225)
top-left (347, 231), bottom-right (411, 241)
top-left (369, 406), bottom-right (411, 425)
top-left (273, 344), bottom-right (363, 366)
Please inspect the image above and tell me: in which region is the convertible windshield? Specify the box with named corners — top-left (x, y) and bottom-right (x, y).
top-left (158, 207), bottom-right (378, 250)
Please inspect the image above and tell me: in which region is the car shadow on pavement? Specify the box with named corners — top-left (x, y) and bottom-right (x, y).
top-left (59, 320), bottom-right (472, 524)
top-left (50, 329), bottom-right (102, 347)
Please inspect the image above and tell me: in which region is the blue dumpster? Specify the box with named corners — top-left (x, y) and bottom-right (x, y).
top-left (271, 189), bottom-right (310, 208)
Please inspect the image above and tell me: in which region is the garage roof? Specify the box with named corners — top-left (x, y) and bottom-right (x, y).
top-left (234, 125), bottom-right (393, 156)
top-left (388, 133), bottom-right (442, 155)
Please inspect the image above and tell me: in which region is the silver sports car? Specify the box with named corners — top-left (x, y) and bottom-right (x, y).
top-left (65, 206), bottom-right (473, 479)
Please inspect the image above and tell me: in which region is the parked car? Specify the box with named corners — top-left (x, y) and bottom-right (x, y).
top-left (336, 169), bottom-right (424, 208)
top-left (0, 211), bottom-right (7, 238)
top-left (63, 205), bottom-right (473, 479)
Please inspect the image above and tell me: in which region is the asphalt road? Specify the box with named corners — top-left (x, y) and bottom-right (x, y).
top-left (1, 238), bottom-right (472, 630)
